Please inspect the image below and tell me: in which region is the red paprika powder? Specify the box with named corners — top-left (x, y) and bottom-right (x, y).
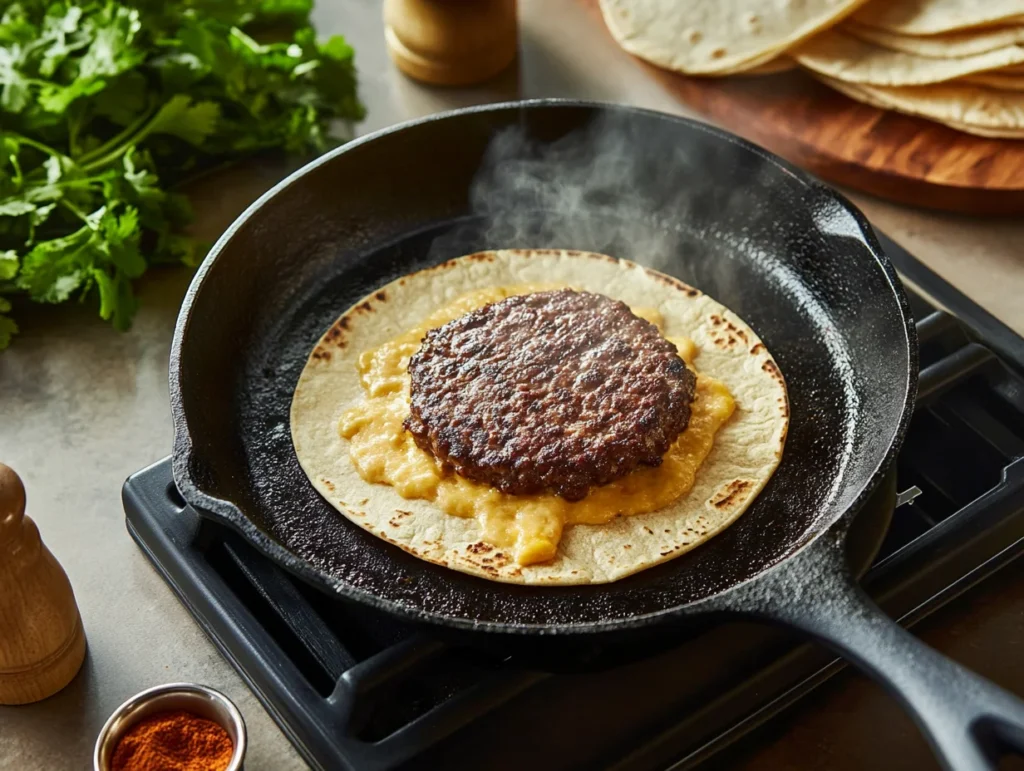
top-left (111, 709), bottom-right (234, 771)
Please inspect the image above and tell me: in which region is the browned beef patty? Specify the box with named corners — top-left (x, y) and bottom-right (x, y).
top-left (404, 289), bottom-right (697, 501)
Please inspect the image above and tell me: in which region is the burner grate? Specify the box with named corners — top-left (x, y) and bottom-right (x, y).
top-left (124, 229), bottom-right (1024, 771)
top-left (881, 315), bottom-right (1024, 560)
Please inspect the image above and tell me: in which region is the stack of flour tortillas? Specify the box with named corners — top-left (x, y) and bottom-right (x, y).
top-left (598, 0), bottom-right (1024, 138)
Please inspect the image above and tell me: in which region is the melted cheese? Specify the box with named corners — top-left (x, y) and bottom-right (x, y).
top-left (339, 287), bottom-right (735, 566)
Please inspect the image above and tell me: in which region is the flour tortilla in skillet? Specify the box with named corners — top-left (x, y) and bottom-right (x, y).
top-left (290, 250), bottom-right (788, 585)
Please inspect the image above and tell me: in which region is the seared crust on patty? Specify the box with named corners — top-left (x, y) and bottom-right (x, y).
top-left (404, 289), bottom-right (697, 500)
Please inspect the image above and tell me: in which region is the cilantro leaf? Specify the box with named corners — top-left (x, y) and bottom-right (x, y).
top-left (76, 3), bottom-right (143, 80)
top-left (38, 6), bottom-right (89, 77)
top-left (101, 205), bottom-right (146, 277)
top-left (0, 250), bottom-right (19, 280)
top-left (16, 224), bottom-right (94, 302)
top-left (0, 47), bottom-right (33, 113)
top-left (146, 94), bottom-right (220, 146)
top-left (0, 200), bottom-right (37, 217)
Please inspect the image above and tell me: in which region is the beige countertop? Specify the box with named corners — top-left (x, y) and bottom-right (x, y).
top-left (1, 1), bottom-right (1022, 769)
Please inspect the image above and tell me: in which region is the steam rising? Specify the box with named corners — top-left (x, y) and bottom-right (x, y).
top-left (429, 112), bottom-right (716, 277)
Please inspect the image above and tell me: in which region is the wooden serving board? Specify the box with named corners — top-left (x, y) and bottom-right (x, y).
top-left (579, 0), bottom-right (1024, 215)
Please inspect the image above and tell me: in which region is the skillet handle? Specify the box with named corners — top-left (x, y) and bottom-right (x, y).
top-left (728, 533), bottom-right (1024, 771)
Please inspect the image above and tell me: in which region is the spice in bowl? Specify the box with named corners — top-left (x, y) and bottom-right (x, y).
top-left (110, 709), bottom-right (234, 771)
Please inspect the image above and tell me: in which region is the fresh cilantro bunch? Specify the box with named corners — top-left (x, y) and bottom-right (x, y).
top-left (0, 0), bottom-right (364, 348)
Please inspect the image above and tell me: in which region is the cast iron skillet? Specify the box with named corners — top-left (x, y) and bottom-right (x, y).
top-left (170, 100), bottom-right (1024, 769)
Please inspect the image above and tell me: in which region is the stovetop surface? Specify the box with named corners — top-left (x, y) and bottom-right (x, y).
top-left (124, 228), bottom-right (1024, 771)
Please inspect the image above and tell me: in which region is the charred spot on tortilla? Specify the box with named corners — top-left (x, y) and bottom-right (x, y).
top-left (709, 479), bottom-right (754, 510)
top-left (405, 289), bottom-right (697, 501)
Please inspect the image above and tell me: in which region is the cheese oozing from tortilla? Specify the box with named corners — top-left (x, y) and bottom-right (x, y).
top-left (338, 286), bottom-right (736, 566)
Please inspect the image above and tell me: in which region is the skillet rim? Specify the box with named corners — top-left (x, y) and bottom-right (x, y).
top-left (169, 98), bottom-right (919, 636)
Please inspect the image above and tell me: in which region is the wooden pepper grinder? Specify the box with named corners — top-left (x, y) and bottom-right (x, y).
top-left (384, 0), bottom-right (518, 86)
top-left (0, 463), bottom-right (86, 704)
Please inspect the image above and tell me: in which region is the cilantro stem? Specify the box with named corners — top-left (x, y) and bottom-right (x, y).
top-left (6, 133), bottom-right (61, 158)
top-left (76, 105), bottom-right (157, 168)
top-left (8, 154), bottom-right (23, 187)
top-left (63, 201), bottom-right (90, 222)
top-left (68, 112), bottom-right (84, 157)
top-left (69, 125), bottom-right (81, 158)
top-left (55, 177), bottom-right (106, 189)
top-left (80, 142), bottom-right (134, 173)
top-left (230, 26), bottom-right (265, 53)
top-left (58, 199), bottom-right (90, 223)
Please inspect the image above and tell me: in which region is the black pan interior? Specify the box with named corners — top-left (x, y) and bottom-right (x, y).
top-left (171, 102), bottom-right (916, 632)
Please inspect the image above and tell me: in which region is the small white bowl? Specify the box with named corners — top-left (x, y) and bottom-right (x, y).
top-left (93, 682), bottom-right (246, 771)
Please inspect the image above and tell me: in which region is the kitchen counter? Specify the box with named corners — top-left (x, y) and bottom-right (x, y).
top-left (2, 1), bottom-right (1023, 769)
